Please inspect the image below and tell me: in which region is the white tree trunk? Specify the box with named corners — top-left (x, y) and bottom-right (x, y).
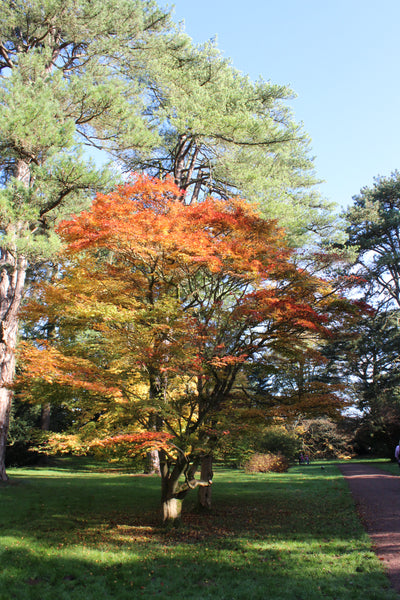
top-left (162, 497), bottom-right (182, 522)
top-left (146, 449), bottom-right (161, 475)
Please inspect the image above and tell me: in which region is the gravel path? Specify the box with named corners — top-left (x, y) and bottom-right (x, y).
top-left (338, 462), bottom-right (400, 595)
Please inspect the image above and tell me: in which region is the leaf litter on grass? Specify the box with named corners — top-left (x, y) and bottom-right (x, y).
top-left (0, 465), bottom-right (398, 600)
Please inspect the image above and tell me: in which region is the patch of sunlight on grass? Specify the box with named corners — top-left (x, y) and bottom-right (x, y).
top-left (0, 461), bottom-right (397, 599)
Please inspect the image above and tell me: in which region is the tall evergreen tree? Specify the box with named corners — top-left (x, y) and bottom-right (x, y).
top-left (121, 40), bottom-right (335, 246)
top-left (323, 308), bottom-right (400, 455)
top-left (0, 0), bottom-right (174, 479)
top-left (346, 171), bottom-right (400, 307)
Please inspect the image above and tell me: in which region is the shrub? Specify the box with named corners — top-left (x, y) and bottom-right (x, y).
top-left (297, 418), bottom-right (354, 459)
top-left (259, 426), bottom-right (300, 460)
top-left (217, 436), bottom-right (256, 467)
top-left (244, 452), bottom-right (289, 473)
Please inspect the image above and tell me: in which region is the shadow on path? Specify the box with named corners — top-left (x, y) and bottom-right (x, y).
top-left (339, 463), bottom-right (400, 596)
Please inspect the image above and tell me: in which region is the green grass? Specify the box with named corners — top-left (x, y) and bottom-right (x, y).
top-left (360, 459), bottom-right (400, 476)
top-left (0, 462), bottom-right (397, 600)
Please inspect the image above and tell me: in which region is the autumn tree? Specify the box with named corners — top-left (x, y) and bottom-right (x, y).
top-left (0, 0), bottom-right (178, 479)
top-left (297, 417), bottom-right (354, 459)
top-left (246, 344), bottom-right (347, 422)
top-left (19, 176), bottom-right (357, 521)
top-left (120, 34), bottom-right (344, 484)
top-left (0, 1), bottom-right (344, 483)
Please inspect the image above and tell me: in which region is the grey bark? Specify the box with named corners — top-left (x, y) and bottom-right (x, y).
top-left (198, 454), bottom-right (214, 510)
top-left (159, 450), bottom-right (212, 523)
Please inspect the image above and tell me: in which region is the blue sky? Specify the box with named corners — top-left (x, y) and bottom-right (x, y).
top-left (167, 1), bottom-right (400, 211)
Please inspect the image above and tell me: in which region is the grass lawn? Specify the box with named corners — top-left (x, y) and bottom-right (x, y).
top-left (0, 461), bottom-right (397, 600)
top-left (360, 459), bottom-right (400, 476)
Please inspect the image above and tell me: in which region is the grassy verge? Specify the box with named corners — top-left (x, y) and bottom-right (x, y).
top-left (0, 462), bottom-right (397, 600)
top-left (366, 462), bottom-right (400, 476)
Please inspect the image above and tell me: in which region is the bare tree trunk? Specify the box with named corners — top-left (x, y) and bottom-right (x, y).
top-left (0, 387), bottom-right (13, 481)
top-left (0, 254), bottom-right (27, 480)
top-left (198, 454), bottom-right (213, 510)
top-left (0, 309), bottom-right (22, 480)
top-left (37, 403), bottom-right (52, 466)
top-left (144, 411), bottom-right (161, 474)
top-left (41, 403), bottom-right (51, 431)
top-left (145, 449), bottom-right (161, 475)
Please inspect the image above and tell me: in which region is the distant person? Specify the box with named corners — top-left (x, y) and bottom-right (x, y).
top-left (395, 442), bottom-right (400, 468)
top-left (299, 453), bottom-right (304, 465)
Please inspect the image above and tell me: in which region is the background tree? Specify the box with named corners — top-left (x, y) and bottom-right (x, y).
top-left (344, 172), bottom-right (400, 453)
top-left (257, 425), bottom-right (301, 462)
top-left (324, 308), bottom-right (400, 455)
top-left (18, 176), bottom-right (350, 522)
top-left (0, 0), bottom-right (176, 479)
top-left (346, 171), bottom-right (400, 307)
top-left (122, 40), bottom-right (336, 246)
top-left (246, 344), bottom-right (347, 421)
top-left (297, 417), bottom-right (354, 459)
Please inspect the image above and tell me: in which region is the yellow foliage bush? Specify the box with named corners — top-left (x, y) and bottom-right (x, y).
top-left (244, 452), bottom-right (289, 473)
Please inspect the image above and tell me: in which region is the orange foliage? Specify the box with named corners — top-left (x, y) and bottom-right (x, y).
top-left (57, 174), bottom-right (292, 285)
top-left (18, 341), bottom-right (122, 398)
top-left (90, 431), bottom-right (174, 455)
top-left (18, 175), bottom-right (361, 460)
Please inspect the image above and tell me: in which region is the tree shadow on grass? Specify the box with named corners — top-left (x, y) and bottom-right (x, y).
top-left (0, 465), bottom-right (368, 549)
top-left (0, 537), bottom-right (396, 600)
top-left (0, 466), bottom-right (397, 599)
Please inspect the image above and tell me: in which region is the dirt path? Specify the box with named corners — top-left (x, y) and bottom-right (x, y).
top-left (338, 462), bottom-right (400, 595)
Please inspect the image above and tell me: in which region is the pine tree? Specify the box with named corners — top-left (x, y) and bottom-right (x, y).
top-left (123, 40), bottom-right (335, 245)
top-left (346, 171), bottom-right (400, 308)
top-left (0, 0), bottom-right (173, 479)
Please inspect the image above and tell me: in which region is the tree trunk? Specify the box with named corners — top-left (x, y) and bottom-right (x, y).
top-left (159, 449), bottom-right (189, 525)
top-left (0, 387), bottom-right (13, 481)
top-left (41, 403), bottom-right (51, 431)
top-left (0, 330), bottom-right (19, 481)
top-left (37, 403), bottom-right (52, 466)
top-left (159, 450), bottom-right (212, 524)
top-left (198, 454), bottom-right (213, 510)
top-left (145, 449), bottom-right (161, 475)
top-left (0, 256), bottom-right (27, 481)
top-left (162, 496), bottom-right (182, 522)
top-left (160, 453), bottom-right (180, 524)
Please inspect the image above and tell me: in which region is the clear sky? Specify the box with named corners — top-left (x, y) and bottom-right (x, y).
top-left (166, 1), bottom-right (400, 211)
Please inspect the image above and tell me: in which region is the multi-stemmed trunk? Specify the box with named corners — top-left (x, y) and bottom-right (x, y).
top-left (159, 450), bottom-right (212, 524)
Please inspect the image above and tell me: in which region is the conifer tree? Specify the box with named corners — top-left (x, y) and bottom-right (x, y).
top-left (346, 171), bottom-right (400, 308)
top-left (0, 0), bottom-right (173, 479)
top-left (123, 40), bottom-right (335, 245)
